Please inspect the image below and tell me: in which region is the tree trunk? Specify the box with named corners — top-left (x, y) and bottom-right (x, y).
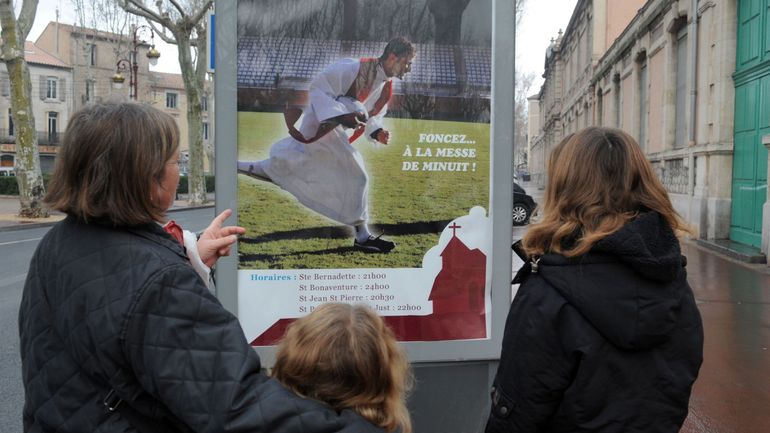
top-left (341, 0), bottom-right (358, 41)
top-left (119, 0), bottom-right (213, 206)
top-left (177, 35), bottom-right (207, 205)
top-left (427, 0), bottom-right (470, 45)
top-left (0, 0), bottom-right (48, 218)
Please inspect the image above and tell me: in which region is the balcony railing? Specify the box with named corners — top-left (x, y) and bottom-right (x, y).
top-left (654, 158), bottom-right (689, 195)
top-left (0, 129), bottom-right (61, 145)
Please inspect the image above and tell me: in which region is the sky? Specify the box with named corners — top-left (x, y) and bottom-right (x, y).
top-left (27, 0), bottom-right (579, 83)
top-left (27, 0), bottom-right (182, 74)
top-left (517, 0), bottom-right (579, 95)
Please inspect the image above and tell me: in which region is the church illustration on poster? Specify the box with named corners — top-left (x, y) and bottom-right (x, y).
top-left (251, 210), bottom-right (488, 345)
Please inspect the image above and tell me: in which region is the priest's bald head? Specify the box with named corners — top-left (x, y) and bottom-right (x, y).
top-left (379, 37), bottom-right (415, 80)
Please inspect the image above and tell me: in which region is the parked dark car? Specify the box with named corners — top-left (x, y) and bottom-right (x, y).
top-left (513, 182), bottom-right (537, 226)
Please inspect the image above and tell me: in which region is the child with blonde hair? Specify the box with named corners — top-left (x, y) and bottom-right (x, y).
top-left (274, 303), bottom-right (413, 433)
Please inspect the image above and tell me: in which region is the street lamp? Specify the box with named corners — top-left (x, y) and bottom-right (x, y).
top-left (112, 25), bottom-right (161, 100)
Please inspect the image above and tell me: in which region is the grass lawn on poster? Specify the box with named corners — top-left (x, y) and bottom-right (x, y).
top-left (237, 111), bottom-right (490, 269)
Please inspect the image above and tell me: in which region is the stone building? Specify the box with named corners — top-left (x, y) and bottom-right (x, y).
top-left (35, 22), bottom-right (156, 109)
top-left (525, 94), bottom-right (540, 178)
top-left (2, 21), bottom-right (214, 176)
top-left (0, 41), bottom-right (72, 173)
top-left (148, 72), bottom-right (214, 174)
top-left (529, 0), bottom-right (770, 257)
top-left (34, 21), bottom-right (214, 175)
top-left (530, 0), bottom-right (647, 185)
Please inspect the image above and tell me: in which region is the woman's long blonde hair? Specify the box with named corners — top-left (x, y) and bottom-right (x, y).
top-left (523, 127), bottom-right (688, 257)
top-left (273, 303), bottom-right (413, 433)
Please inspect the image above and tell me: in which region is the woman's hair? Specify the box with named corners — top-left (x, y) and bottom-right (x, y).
top-left (522, 126), bottom-right (688, 257)
top-left (273, 303), bottom-right (412, 433)
top-left (45, 102), bottom-right (179, 225)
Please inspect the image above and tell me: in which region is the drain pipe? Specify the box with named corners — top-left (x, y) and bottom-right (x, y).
top-left (688, 0), bottom-right (699, 196)
top-left (689, 0), bottom-right (698, 145)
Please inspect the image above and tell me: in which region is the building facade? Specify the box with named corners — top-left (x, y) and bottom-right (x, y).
top-left (35, 22), bottom-right (155, 110)
top-left (530, 0), bottom-right (647, 186)
top-left (0, 41), bottom-right (72, 173)
top-left (0, 21), bottom-right (214, 177)
top-left (149, 72), bottom-right (214, 174)
top-left (530, 0), bottom-right (759, 252)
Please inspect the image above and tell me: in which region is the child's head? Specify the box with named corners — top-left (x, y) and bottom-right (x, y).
top-left (273, 303), bottom-right (412, 433)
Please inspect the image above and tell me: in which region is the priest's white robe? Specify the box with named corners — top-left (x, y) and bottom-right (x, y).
top-left (263, 58), bottom-right (390, 225)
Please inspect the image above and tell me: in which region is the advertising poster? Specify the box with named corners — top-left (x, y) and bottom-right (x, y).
top-left (236, 0), bottom-right (493, 344)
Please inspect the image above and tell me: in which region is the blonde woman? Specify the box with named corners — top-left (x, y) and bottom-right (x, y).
top-left (486, 127), bottom-right (703, 433)
top-left (274, 303), bottom-right (413, 433)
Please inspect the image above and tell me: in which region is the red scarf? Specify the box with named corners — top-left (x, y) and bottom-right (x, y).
top-left (162, 220), bottom-right (184, 246)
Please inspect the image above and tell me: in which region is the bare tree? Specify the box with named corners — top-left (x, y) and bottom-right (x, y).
top-left (399, 83), bottom-right (435, 120)
top-left (461, 91), bottom-right (490, 123)
top-left (514, 71), bottom-right (535, 172)
top-left (341, 0), bottom-right (358, 40)
top-left (513, 0), bottom-right (530, 172)
top-left (515, 0), bottom-right (526, 27)
top-left (120, 0), bottom-right (212, 205)
top-left (70, 0), bottom-right (136, 105)
top-left (236, 0), bottom-right (343, 113)
top-left (71, 0), bottom-right (135, 57)
top-left (73, 0), bottom-right (132, 33)
top-left (427, 0), bottom-right (470, 45)
top-left (0, 0), bottom-right (48, 218)
top-left (356, 0), bottom-right (432, 43)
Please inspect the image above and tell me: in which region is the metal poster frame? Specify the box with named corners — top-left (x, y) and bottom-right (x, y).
top-left (215, 0), bottom-right (514, 367)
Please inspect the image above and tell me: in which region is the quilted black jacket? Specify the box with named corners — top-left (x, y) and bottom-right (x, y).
top-left (19, 216), bottom-right (382, 433)
top-left (486, 212), bottom-right (703, 433)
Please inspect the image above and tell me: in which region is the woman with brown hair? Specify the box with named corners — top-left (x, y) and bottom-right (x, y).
top-left (19, 102), bottom-right (384, 433)
top-left (486, 127), bottom-right (703, 433)
top-left (274, 303), bottom-right (413, 433)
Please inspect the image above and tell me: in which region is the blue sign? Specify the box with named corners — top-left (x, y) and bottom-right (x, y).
top-left (208, 12), bottom-right (215, 72)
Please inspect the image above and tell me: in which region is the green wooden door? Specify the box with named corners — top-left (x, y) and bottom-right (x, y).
top-left (731, 0), bottom-right (770, 247)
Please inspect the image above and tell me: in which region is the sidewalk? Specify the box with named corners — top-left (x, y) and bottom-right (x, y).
top-left (0, 194), bottom-right (214, 232)
top-left (679, 241), bottom-right (770, 432)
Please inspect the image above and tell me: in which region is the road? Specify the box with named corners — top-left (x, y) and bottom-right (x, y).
top-left (0, 207), bottom-right (217, 433)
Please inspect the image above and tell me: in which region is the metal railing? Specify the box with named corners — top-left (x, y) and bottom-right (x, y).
top-left (0, 129), bottom-right (61, 145)
top-left (655, 158), bottom-right (689, 195)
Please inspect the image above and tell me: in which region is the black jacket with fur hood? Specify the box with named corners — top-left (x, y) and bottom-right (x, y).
top-left (486, 212), bottom-right (703, 433)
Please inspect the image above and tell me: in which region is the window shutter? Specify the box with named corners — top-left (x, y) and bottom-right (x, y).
top-left (0, 72), bottom-right (8, 97)
top-left (59, 78), bottom-right (66, 101)
top-left (39, 76), bottom-right (46, 100)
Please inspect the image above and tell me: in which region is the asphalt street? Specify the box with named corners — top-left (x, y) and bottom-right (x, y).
top-left (0, 207), bottom-right (217, 433)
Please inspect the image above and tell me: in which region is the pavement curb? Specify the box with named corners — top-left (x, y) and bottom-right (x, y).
top-left (694, 238), bottom-right (767, 264)
top-left (167, 204), bottom-right (216, 213)
top-left (0, 204), bottom-right (216, 233)
top-left (0, 220), bottom-right (62, 233)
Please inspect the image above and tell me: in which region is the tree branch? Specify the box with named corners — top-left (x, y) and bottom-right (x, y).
top-left (17, 0), bottom-right (40, 40)
top-left (166, 0), bottom-right (186, 17)
top-left (188, 0), bottom-right (212, 29)
top-left (412, 1), bottom-right (429, 37)
top-left (147, 19), bottom-right (178, 45)
top-left (122, 0), bottom-right (168, 26)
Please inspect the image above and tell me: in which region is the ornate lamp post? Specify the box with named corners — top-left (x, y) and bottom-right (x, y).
top-left (112, 25), bottom-right (161, 100)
